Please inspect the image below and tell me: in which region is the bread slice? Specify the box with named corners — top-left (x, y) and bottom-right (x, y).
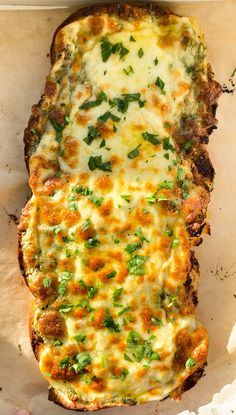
top-left (18, 2), bottom-right (221, 411)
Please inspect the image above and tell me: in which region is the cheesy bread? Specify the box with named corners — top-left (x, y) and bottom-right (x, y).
top-left (18, 2), bottom-right (221, 411)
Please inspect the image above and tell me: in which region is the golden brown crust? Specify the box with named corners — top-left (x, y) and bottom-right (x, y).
top-left (19, 2), bottom-right (221, 411)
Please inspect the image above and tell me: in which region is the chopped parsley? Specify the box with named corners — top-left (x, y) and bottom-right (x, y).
top-left (154, 57), bottom-right (159, 66)
top-left (88, 155), bottom-right (112, 172)
top-left (185, 357), bottom-right (195, 369)
top-left (83, 126), bottom-right (100, 145)
top-left (159, 180), bottom-right (174, 190)
top-left (124, 353), bottom-right (133, 362)
top-left (103, 309), bottom-right (120, 332)
top-left (112, 288), bottom-right (123, 302)
top-left (74, 334), bottom-right (86, 343)
top-left (134, 227), bottom-right (149, 243)
top-left (50, 115), bottom-right (69, 143)
top-left (59, 357), bottom-right (69, 369)
top-left (125, 242), bottom-right (142, 254)
top-left (118, 306), bottom-right (131, 316)
top-left (89, 195), bottom-right (104, 207)
top-left (59, 303), bottom-right (73, 313)
top-left (151, 317), bottom-right (163, 326)
top-left (53, 339), bottom-right (63, 346)
top-left (127, 255), bottom-right (149, 275)
top-left (105, 270), bottom-right (117, 279)
top-left (138, 48), bottom-right (144, 58)
top-left (142, 132), bottom-right (160, 146)
top-left (72, 352), bottom-right (92, 373)
top-left (79, 91), bottom-right (107, 110)
top-left (98, 110), bottom-right (121, 123)
top-left (130, 35), bottom-right (136, 42)
top-left (43, 277), bottom-right (52, 288)
top-left (82, 218), bottom-right (91, 231)
top-left (123, 66), bottom-right (134, 76)
top-left (155, 76), bottom-right (166, 95)
top-left (127, 144), bottom-right (141, 159)
top-left (121, 194), bottom-right (131, 203)
top-left (146, 193), bottom-right (156, 205)
top-left (171, 237), bottom-right (180, 248)
top-left (101, 38), bottom-right (129, 62)
top-left (76, 299), bottom-right (94, 313)
top-left (120, 368), bottom-right (129, 381)
top-left (182, 140), bottom-right (193, 153)
top-left (84, 237), bottom-right (101, 249)
top-left (126, 331), bottom-right (160, 363)
top-left (72, 185), bottom-right (93, 196)
top-left (78, 280), bottom-right (98, 299)
top-left (162, 137), bottom-right (175, 152)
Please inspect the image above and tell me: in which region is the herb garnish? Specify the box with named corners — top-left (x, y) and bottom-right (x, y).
top-left (83, 126), bottom-right (100, 145)
top-left (142, 132), bottom-right (160, 145)
top-left (127, 144), bottom-right (141, 159)
top-left (103, 309), bottom-right (120, 332)
top-left (101, 38), bottom-right (129, 62)
top-left (88, 155), bottom-right (112, 172)
top-left (138, 48), bottom-right (144, 58)
top-left (84, 237), bottom-right (101, 249)
top-left (185, 357), bottom-right (195, 369)
top-left (72, 352), bottom-right (92, 373)
top-left (155, 76), bottom-right (166, 95)
top-left (50, 115), bottom-right (69, 143)
top-left (123, 66), bottom-right (134, 76)
top-left (127, 255), bottom-right (149, 275)
top-left (79, 91), bottom-right (107, 110)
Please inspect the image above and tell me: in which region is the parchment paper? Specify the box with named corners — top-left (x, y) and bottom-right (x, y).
top-left (0, 2), bottom-right (235, 414)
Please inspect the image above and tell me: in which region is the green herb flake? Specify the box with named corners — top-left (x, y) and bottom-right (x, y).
top-left (157, 193), bottom-right (169, 202)
top-left (177, 166), bottom-right (184, 180)
top-left (165, 228), bottom-right (174, 237)
top-left (112, 288), bottom-right (123, 302)
top-left (74, 334), bottom-right (87, 343)
top-left (103, 309), bottom-right (120, 333)
top-left (171, 238), bottom-right (180, 248)
top-left (83, 126), bottom-right (100, 145)
top-left (59, 304), bottom-right (73, 313)
top-left (84, 237), bottom-right (101, 249)
top-left (134, 227), bottom-right (149, 243)
top-left (125, 242), bottom-right (142, 254)
top-left (146, 193), bottom-right (156, 205)
top-left (89, 195), bottom-right (104, 207)
top-left (100, 138), bottom-right (106, 148)
top-left (82, 218), bottom-right (91, 231)
top-left (105, 270), bottom-right (117, 279)
top-left (121, 368), bottom-right (129, 381)
top-left (127, 144), bottom-right (141, 159)
top-left (123, 66), bottom-right (134, 76)
top-left (159, 180), bottom-right (174, 190)
top-left (185, 357), bottom-right (195, 369)
top-left (88, 155), bottom-right (112, 172)
top-left (138, 48), bottom-right (144, 58)
top-left (155, 76), bottom-right (166, 94)
top-left (154, 57), bottom-right (159, 66)
top-left (182, 140), bottom-right (193, 153)
top-left (59, 358), bottom-right (70, 369)
top-left (118, 306), bottom-right (131, 316)
top-left (124, 353), bottom-right (133, 362)
top-left (53, 339), bottom-right (63, 346)
top-left (79, 91), bottom-right (107, 110)
top-left (130, 35), bottom-right (136, 42)
top-left (72, 352), bottom-right (92, 373)
top-left (43, 277), bottom-right (52, 288)
top-left (151, 317), bottom-right (163, 327)
top-left (127, 255), bottom-right (149, 275)
top-left (101, 38), bottom-right (129, 62)
top-left (72, 185), bottom-right (93, 196)
top-left (162, 137), bottom-right (175, 152)
top-left (121, 194), bottom-right (131, 203)
top-left (142, 132), bottom-right (160, 146)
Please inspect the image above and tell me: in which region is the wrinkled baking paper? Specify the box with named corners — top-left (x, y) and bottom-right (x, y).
top-left (0, 2), bottom-right (235, 414)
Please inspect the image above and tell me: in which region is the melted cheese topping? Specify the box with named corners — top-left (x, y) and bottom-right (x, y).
top-left (20, 12), bottom-right (209, 406)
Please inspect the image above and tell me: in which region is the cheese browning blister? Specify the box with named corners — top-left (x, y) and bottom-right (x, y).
top-left (18, 3), bottom-right (221, 411)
